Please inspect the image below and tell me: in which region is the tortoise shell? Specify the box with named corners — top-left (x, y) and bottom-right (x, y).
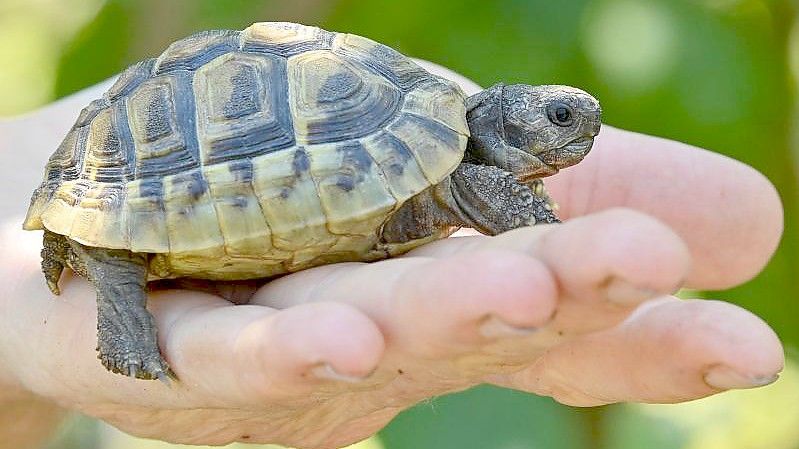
top-left (24, 22), bottom-right (469, 279)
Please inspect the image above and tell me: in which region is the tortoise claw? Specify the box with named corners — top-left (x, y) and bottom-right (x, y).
top-left (46, 279), bottom-right (61, 296)
top-left (156, 371), bottom-right (172, 386)
top-left (127, 362), bottom-right (140, 378)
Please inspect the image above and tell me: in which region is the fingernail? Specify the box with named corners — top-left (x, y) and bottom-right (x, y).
top-left (704, 366), bottom-right (780, 390)
top-left (604, 278), bottom-right (659, 305)
top-left (310, 363), bottom-right (368, 383)
top-left (479, 315), bottom-right (538, 339)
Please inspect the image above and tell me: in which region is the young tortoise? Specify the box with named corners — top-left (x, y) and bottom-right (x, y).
top-left (24, 22), bottom-right (601, 381)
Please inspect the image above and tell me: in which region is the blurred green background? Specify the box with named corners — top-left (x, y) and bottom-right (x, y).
top-left (2, 0), bottom-right (799, 448)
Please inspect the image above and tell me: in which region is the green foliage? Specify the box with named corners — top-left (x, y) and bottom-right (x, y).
top-left (381, 385), bottom-right (591, 449)
top-left (54, 0), bottom-right (134, 97)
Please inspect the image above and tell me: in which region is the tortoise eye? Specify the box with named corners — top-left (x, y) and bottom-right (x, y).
top-left (547, 102), bottom-right (574, 127)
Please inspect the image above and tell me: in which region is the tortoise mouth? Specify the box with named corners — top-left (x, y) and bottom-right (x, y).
top-left (559, 136), bottom-right (594, 154)
top-left (538, 136), bottom-right (595, 169)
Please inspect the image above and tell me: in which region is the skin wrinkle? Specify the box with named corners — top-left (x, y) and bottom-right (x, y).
top-left (175, 302), bottom-right (290, 408)
top-left (398, 253), bottom-right (548, 354)
top-left (300, 263), bottom-right (368, 306)
top-left (234, 320), bottom-right (294, 404)
top-left (532, 364), bottom-right (614, 406)
top-left (321, 407), bottom-right (401, 448)
top-left (510, 298), bottom-right (781, 405)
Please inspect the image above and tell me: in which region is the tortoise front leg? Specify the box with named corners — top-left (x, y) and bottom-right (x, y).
top-left (41, 231), bottom-right (68, 295)
top-left (447, 163), bottom-right (559, 234)
top-left (66, 240), bottom-right (172, 381)
top-left (527, 178), bottom-right (559, 211)
top-left (382, 163), bottom-right (558, 243)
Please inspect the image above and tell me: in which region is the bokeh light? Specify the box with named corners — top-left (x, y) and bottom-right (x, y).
top-left (582, 0), bottom-right (679, 94)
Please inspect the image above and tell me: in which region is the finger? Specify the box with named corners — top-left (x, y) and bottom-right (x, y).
top-left (416, 58), bottom-right (782, 290)
top-left (254, 252), bottom-right (558, 365)
top-left (548, 126), bottom-right (783, 290)
top-left (493, 297), bottom-right (784, 406)
top-left (409, 208), bottom-right (691, 333)
top-left (151, 294), bottom-right (385, 404)
top-left (14, 272), bottom-right (384, 409)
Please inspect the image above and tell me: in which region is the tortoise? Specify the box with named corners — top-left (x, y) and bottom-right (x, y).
top-left (23, 22), bottom-right (601, 381)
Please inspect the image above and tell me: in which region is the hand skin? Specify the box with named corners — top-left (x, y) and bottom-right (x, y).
top-left (0, 62), bottom-right (785, 449)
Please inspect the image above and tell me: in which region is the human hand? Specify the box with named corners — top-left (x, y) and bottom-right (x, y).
top-left (0, 62), bottom-right (783, 449)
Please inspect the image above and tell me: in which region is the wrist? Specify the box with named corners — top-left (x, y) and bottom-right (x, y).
top-left (0, 314), bottom-right (27, 401)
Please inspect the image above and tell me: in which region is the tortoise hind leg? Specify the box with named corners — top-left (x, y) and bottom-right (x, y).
top-left (66, 239), bottom-right (173, 381)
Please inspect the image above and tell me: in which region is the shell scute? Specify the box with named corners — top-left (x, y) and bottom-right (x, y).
top-left (126, 178), bottom-right (168, 253)
top-left (287, 50), bottom-right (401, 144)
top-left (309, 141), bottom-right (396, 236)
top-left (107, 59), bottom-right (156, 101)
top-left (154, 30), bottom-right (240, 74)
top-left (24, 127), bottom-right (88, 229)
top-left (203, 160), bottom-right (284, 258)
top-left (162, 168), bottom-right (224, 255)
top-left (332, 33), bottom-right (429, 92)
top-left (402, 79), bottom-right (469, 136)
top-left (47, 126), bottom-right (86, 184)
top-left (76, 97), bottom-right (110, 127)
top-left (70, 184), bottom-right (127, 248)
top-left (193, 52), bottom-right (295, 165)
top-left (241, 22), bottom-right (334, 57)
top-left (82, 105), bottom-right (134, 186)
top-left (251, 148), bottom-right (334, 253)
top-left (361, 131), bottom-right (430, 203)
top-left (387, 113), bottom-right (467, 185)
top-left (128, 74), bottom-right (199, 177)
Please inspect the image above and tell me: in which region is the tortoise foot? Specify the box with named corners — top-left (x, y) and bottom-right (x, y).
top-left (66, 238), bottom-right (174, 381)
top-left (97, 316), bottom-right (174, 381)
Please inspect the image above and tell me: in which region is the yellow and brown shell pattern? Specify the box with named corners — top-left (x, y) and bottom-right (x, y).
top-left (24, 22), bottom-right (469, 279)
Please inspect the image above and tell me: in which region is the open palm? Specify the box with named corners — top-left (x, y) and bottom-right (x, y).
top-left (0, 63), bottom-right (783, 449)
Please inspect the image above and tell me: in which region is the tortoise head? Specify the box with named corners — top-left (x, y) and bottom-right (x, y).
top-left (503, 84), bottom-right (601, 171)
top-left (467, 83), bottom-right (601, 179)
